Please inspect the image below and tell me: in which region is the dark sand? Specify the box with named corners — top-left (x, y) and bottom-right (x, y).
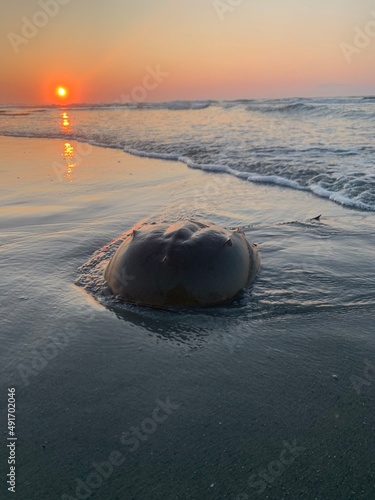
top-left (1, 137), bottom-right (375, 499)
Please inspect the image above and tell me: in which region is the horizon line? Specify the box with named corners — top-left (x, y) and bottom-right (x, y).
top-left (1, 94), bottom-right (375, 107)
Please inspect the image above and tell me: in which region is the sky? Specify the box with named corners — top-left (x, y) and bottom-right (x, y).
top-left (1, 0), bottom-right (375, 104)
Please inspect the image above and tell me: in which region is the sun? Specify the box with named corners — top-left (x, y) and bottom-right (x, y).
top-left (56, 86), bottom-right (68, 98)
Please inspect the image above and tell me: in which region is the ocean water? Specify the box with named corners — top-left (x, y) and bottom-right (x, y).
top-left (1, 96), bottom-right (375, 211)
top-left (1, 96), bottom-right (375, 500)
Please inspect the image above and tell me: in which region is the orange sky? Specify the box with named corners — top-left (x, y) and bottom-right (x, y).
top-left (1, 0), bottom-right (375, 104)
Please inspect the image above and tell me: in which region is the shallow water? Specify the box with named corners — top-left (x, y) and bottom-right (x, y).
top-left (1, 137), bottom-right (375, 499)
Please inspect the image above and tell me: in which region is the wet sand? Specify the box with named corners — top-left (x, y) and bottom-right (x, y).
top-left (1, 136), bottom-right (375, 499)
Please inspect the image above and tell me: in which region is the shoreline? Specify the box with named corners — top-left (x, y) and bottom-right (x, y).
top-left (1, 133), bottom-right (375, 215)
top-left (1, 135), bottom-right (374, 222)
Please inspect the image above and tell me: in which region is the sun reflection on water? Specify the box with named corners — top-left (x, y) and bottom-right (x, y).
top-left (62, 112), bottom-right (70, 129)
top-left (60, 110), bottom-right (76, 180)
top-left (60, 110), bottom-right (72, 133)
top-left (63, 141), bottom-right (76, 181)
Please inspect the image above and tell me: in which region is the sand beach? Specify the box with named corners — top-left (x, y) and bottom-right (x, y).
top-left (1, 135), bottom-right (375, 499)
